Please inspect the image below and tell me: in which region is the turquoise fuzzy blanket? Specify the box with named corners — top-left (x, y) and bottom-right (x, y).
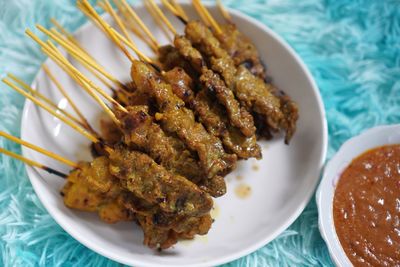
top-left (1, 0), bottom-right (399, 266)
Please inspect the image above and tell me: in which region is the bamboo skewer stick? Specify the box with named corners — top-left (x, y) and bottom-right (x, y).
top-left (49, 29), bottom-right (116, 90)
top-left (6, 73), bottom-right (84, 128)
top-left (117, 14), bottom-right (159, 53)
top-left (160, 0), bottom-right (180, 18)
top-left (50, 18), bottom-right (81, 47)
top-left (109, 27), bottom-right (153, 63)
top-left (78, 0), bottom-right (136, 63)
top-left (37, 25), bottom-right (123, 89)
top-left (36, 32), bottom-right (128, 114)
top-left (99, 0), bottom-right (151, 62)
top-left (192, 0), bottom-right (211, 27)
top-left (216, 0), bottom-right (232, 22)
top-left (170, 0), bottom-right (189, 22)
top-left (79, 0), bottom-right (155, 66)
top-left (193, 0), bottom-right (222, 34)
top-left (19, 32), bottom-right (116, 127)
top-left (50, 19), bottom-right (119, 89)
top-left (0, 131), bottom-right (77, 168)
top-left (41, 65), bottom-right (95, 134)
top-left (2, 78), bottom-right (99, 143)
top-left (144, 0), bottom-right (173, 42)
top-left (42, 41), bottom-right (123, 126)
top-left (147, 0), bottom-right (177, 35)
top-left (99, 0), bottom-right (135, 47)
top-left (0, 147), bottom-right (68, 178)
top-left (118, 0), bottom-right (159, 49)
top-left (160, 0), bottom-right (188, 25)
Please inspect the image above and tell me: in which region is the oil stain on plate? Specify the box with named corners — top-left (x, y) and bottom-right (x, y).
top-left (235, 183), bottom-right (252, 199)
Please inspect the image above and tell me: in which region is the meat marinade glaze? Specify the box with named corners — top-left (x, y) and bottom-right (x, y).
top-left (164, 67), bottom-right (261, 159)
top-left (130, 60), bottom-right (237, 183)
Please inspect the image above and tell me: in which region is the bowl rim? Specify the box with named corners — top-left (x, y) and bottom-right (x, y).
top-left (316, 124), bottom-right (400, 267)
top-left (21, 3), bottom-right (328, 267)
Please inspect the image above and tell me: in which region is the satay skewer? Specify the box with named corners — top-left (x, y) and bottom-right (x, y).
top-left (0, 147), bottom-right (68, 178)
top-left (0, 131), bottom-right (77, 168)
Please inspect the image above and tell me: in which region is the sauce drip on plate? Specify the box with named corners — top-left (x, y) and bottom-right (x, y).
top-left (333, 145), bottom-right (400, 266)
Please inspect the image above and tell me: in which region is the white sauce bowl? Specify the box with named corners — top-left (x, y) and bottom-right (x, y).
top-left (316, 124), bottom-right (400, 266)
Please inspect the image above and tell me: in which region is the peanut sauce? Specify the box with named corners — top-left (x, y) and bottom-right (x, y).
top-left (333, 145), bottom-right (400, 266)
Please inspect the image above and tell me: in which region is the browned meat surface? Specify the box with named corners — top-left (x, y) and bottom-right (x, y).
top-left (130, 60), bottom-right (237, 183)
top-left (215, 24), bottom-right (299, 143)
top-left (136, 213), bottom-right (212, 249)
top-left (269, 87), bottom-right (299, 144)
top-left (234, 65), bottom-right (284, 131)
top-left (62, 155), bottom-right (213, 248)
top-left (184, 21), bottom-right (297, 139)
top-left (108, 147), bottom-right (213, 217)
top-left (164, 67), bottom-right (261, 160)
top-left (216, 24), bottom-right (266, 79)
top-left (174, 36), bottom-right (256, 138)
top-left (158, 45), bottom-right (196, 76)
top-left (199, 68), bottom-right (256, 137)
top-left (61, 157), bottom-right (134, 223)
top-left (117, 105), bottom-right (204, 184)
top-left (100, 119), bottom-right (123, 145)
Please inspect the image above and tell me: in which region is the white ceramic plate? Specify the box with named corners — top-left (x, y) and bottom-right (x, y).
top-left (317, 124), bottom-right (400, 266)
top-left (21, 3), bottom-right (327, 267)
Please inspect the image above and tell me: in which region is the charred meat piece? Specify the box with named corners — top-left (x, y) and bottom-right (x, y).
top-left (199, 68), bottom-right (256, 137)
top-left (158, 45), bottom-right (197, 77)
top-left (269, 87), bottom-right (299, 144)
top-left (117, 105), bottom-right (204, 184)
top-left (216, 23), bottom-right (266, 80)
top-left (234, 65), bottom-right (283, 131)
top-left (108, 147), bottom-right (214, 217)
top-left (136, 213), bottom-right (212, 249)
top-left (121, 192), bottom-right (212, 249)
top-left (184, 21), bottom-right (296, 140)
top-left (215, 24), bottom-right (299, 144)
top-left (164, 67), bottom-right (261, 160)
top-left (61, 157), bottom-right (134, 223)
top-left (63, 157), bottom-right (212, 248)
top-left (130, 60), bottom-right (237, 182)
top-left (114, 87), bottom-right (153, 109)
top-left (174, 36), bottom-right (256, 138)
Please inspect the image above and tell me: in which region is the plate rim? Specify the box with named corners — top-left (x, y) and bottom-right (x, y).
top-left (21, 3), bottom-right (328, 267)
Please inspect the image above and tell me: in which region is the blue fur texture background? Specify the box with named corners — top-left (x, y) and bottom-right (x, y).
top-left (1, 0), bottom-right (399, 266)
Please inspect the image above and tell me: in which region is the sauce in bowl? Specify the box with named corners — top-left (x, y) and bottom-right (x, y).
top-left (333, 145), bottom-right (400, 266)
